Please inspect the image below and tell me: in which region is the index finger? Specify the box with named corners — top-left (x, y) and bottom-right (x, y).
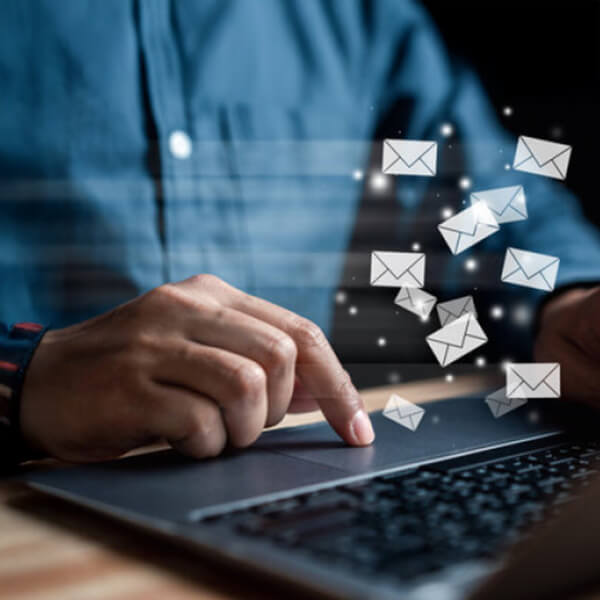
top-left (228, 291), bottom-right (374, 446)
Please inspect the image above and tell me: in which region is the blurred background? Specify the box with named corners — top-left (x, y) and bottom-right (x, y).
top-left (333, 0), bottom-right (600, 386)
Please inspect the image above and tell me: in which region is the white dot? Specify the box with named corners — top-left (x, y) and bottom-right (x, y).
top-left (475, 356), bottom-right (486, 368)
top-left (513, 304), bottom-right (532, 326)
top-left (411, 242), bottom-right (421, 252)
top-left (458, 176), bottom-right (472, 190)
top-left (490, 305), bottom-right (504, 319)
top-left (503, 106), bottom-right (513, 117)
top-left (377, 337), bottom-right (387, 347)
top-left (335, 290), bottom-right (347, 305)
top-left (168, 130), bottom-right (192, 159)
top-left (501, 359), bottom-right (514, 373)
top-left (370, 173), bottom-right (389, 191)
top-left (352, 169), bottom-right (364, 181)
top-left (432, 415), bottom-right (440, 425)
top-left (387, 371), bottom-right (401, 384)
top-left (441, 207), bottom-right (454, 219)
top-left (420, 314), bottom-right (430, 323)
top-left (445, 373), bottom-right (454, 383)
top-left (504, 163), bottom-right (511, 171)
top-left (465, 258), bottom-right (478, 272)
top-left (528, 410), bottom-right (540, 424)
top-left (440, 122), bottom-right (454, 137)
top-left (349, 305), bottom-right (358, 316)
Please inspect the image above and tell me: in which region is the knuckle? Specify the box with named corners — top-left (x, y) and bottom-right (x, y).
top-left (291, 317), bottom-right (327, 350)
top-left (232, 362), bottom-right (267, 399)
top-left (264, 334), bottom-right (297, 371)
top-left (189, 273), bottom-right (223, 290)
top-left (185, 409), bottom-right (226, 457)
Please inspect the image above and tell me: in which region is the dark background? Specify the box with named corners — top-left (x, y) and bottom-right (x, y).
top-left (424, 0), bottom-right (600, 226)
top-left (334, 1), bottom-right (600, 384)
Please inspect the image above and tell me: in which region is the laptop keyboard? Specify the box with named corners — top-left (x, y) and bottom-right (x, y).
top-left (194, 440), bottom-right (600, 582)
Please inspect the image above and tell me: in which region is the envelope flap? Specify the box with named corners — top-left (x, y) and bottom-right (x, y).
top-left (507, 247), bottom-right (559, 278)
top-left (487, 387), bottom-right (512, 406)
top-left (384, 139), bottom-right (436, 167)
top-left (439, 203), bottom-right (498, 235)
top-left (521, 136), bottom-right (571, 167)
top-left (471, 186), bottom-right (523, 211)
top-left (509, 363), bottom-right (559, 390)
top-left (439, 296), bottom-right (472, 318)
top-left (373, 251), bottom-right (423, 279)
top-left (508, 363), bottom-right (560, 390)
top-left (427, 313), bottom-right (470, 346)
top-left (385, 395), bottom-right (423, 418)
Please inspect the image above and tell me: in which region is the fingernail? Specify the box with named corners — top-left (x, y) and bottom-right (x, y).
top-left (350, 410), bottom-right (375, 445)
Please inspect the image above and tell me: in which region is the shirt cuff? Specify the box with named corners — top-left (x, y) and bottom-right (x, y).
top-left (0, 322), bottom-right (49, 469)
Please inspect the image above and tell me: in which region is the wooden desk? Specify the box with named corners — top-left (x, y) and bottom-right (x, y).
top-left (0, 375), bottom-right (498, 600)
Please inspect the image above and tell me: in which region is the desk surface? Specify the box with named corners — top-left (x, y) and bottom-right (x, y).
top-left (1, 375), bottom-right (501, 600)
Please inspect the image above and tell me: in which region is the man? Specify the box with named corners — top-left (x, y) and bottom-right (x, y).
top-left (1, 0), bottom-right (600, 466)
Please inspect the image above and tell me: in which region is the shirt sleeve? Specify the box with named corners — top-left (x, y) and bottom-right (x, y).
top-left (370, 1), bottom-right (600, 359)
top-left (0, 322), bottom-right (47, 470)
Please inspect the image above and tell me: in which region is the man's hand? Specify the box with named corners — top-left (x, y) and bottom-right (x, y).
top-left (20, 275), bottom-right (374, 462)
top-left (535, 287), bottom-right (600, 404)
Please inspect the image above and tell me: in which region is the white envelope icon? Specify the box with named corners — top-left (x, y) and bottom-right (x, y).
top-left (382, 139), bottom-right (437, 177)
top-left (513, 136), bottom-right (572, 180)
top-left (485, 387), bottom-right (528, 418)
top-left (370, 251), bottom-right (425, 288)
top-left (394, 287), bottom-right (437, 318)
top-left (438, 202), bottom-right (499, 255)
top-left (506, 363), bottom-right (560, 398)
top-left (436, 295), bottom-right (477, 327)
top-left (426, 313), bottom-right (487, 367)
top-left (383, 394), bottom-right (425, 431)
top-left (501, 247), bottom-right (560, 292)
top-left (470, 185), bottom-right (527, 224)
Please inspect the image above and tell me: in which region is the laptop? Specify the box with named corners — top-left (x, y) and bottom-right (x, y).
top-left (23, 390), bottom-right (600, 600)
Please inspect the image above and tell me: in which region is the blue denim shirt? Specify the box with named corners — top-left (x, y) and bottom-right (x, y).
top-left (1, 0), bottom-right (600, 334)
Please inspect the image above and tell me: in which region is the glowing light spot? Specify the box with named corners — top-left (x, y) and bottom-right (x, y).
top-left (458, 176), bottom-right (472, 190)
top-left (432, 415), bottom-right (441, 424)
top-left (503, 106), bottom-right (513, 117)
top-left (490, 305), bottom-right (504, 319)
top-left (475, 356), bottom-right (486, 368)
top-left (504, 163), bottom-right (511, 171)
top-left (370, 173), bottom-right (389, 191)
top-left (501, 359), bottom-right (514, 373)
top-left (441, 207), bottom-right (454, 219)
top-left (377, 337), bottom-right (387, 347)
top-left (528, 410), bottom-right (540, 424)
top-left (335, 290), bottom-right (347, 305)
top-left (445, 373), bottom-right (454, 383)
top-left (352, 169), bottom-right (364, 181)
top-left (440, 122), bottom-right (454, 137)
top-left (465, 258), bottom-right (478, 272)
top-left (387, 371), bottom-right (401, 384)
top-left (412, 242), bottom-right (421, 251)
top-left (513, 304), bottom-right (532, 326)
top-left (348, 305), bottom-right (358, 316)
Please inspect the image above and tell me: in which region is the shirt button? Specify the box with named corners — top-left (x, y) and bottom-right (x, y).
top-left (168, 130), bottom-right (192, 159)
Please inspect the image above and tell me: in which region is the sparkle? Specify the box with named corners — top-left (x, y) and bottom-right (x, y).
top-left (528, 410), bottom-right (540, 424)
top-left (504, 163), bottom-right (511, 171)
top-left (420, 314), bottom-right (430, 323)
top-left (458, 176), bottom-right (472, 190)
top-left (387, 371), bottom-right (401, 384)
top-left (513, 304), bottom-right (533, 326)
top-left (348, 305), bottom-right (358, 316)
top-left (352, 169), bottom-right (364, 181)
top-left (431, 414), bottom-right (441, 424)
top-left (377, 336), bottom-right (387, 347)
top-left (501, 359), bottom-right (514, 373)
top-left (411, 242), bottom-right (421, 251)
top-left (502, 106), bottom-right (513, 117)
top-left (490, 305), bottom-right (504, 319)
top-left (445, 373), bottom-right (454, 383)
top-left (440, 122), bottom-right (454, 137)
top-left (441, 207), bottom-right (454, 219)
top-left (475, 356), bottom-right (487, 368)
top-left (370, 173), bottom-right (389, 191)
top-left (465, 258), bottom-right (478, 272)
top-left (335, 290), bottom-right (347, 305)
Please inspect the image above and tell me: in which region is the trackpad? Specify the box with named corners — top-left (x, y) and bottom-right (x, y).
top-left (257, 395), bottom-right (588, 474)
